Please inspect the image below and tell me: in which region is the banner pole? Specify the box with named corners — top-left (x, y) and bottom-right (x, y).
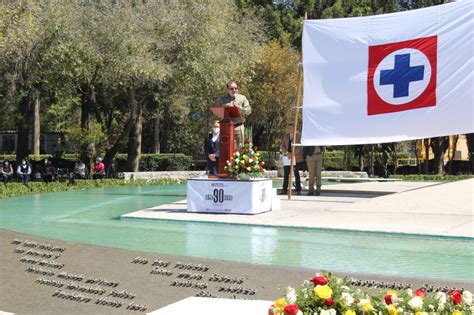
top-left (288, 12), bottom-right (307, 200)
top-left (287, 63), bottom-right (303, 200)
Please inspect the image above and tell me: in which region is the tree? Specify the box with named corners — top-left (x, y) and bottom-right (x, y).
top-left (146, 0), bottom-right (265, 156)
top-left (246, 41), bottom-right (300, 156)
top-left (430, 136), bottom-right (450, 174)
top-left (467, 133), bottom-right (474, 173)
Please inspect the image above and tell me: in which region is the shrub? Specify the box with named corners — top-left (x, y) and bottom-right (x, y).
top-left (390, 174), bottom-right (473, 181)
top-left (0, 178), bottom-right (184, 199)
top-left (3, 153), bottom-right (194, 173)
top-left (323, 151), bottom-right (345, 170)
top-left (114, 154), bottom-right (192, 172)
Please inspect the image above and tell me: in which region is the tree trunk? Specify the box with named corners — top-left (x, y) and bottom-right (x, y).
top-left (466, 133), bottom-right (474, 173)
top-left (126, 89), bottom-right (142, 172)
top-left (447, 135), bottom-right (459, 175)
top-left (151, 115), bottom-right (161, 154)
top-left (16, 96), bottom-right (31, 163)
top-left (430, 136), bottom-right (450, 175)
top-left (368, 145), bottom-right (374, 176)
top-left (103, 115), bottom-right (134, 177)
top-left (424, 139), bottom-right (430, 174)
top-left (33, 96), bottom-right (40, 155)
top-left (80, 84), bottom-right (96, 170)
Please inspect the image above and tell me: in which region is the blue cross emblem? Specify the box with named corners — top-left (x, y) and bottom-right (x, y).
top-left (380, 53), bottom-right (425, 98)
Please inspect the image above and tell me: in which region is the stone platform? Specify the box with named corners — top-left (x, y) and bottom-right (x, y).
top-left (121, 179), bottom-right (474, 238)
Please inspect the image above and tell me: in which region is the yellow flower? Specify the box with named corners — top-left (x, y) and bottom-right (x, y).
top-left (314, 285), bottom-right (333, 299)
top-left (344, 310), bottom-right (356, 315)
top-left (360, 299), bottom-right (374, 312)
top-left (274, 297), bottom-right (287, 309)
top-left (452, 311), bottom-right (462, 315)
top-left (240, 160), bottom-right (245, 165)
top-left (246, 167), bottom-right (251, 171)
top-left (387, 290), bottom-right (398, 297)
top-left (387, 304), bottom-right (398, 315)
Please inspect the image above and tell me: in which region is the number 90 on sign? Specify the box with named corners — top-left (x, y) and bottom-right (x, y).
top-left (205, 189), bottom-right (233, 203)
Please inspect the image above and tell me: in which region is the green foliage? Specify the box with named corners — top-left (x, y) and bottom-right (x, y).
top-left (247, 41), bottom-right (300, 155)
top-left (390, 174), bottom-right (473, 181)
top-left (114, 154), bottom-right (192, 172)
top-left (3, 153), bottom-right (193, 172)
top-left (0, 179), bottom-right (184, 200)
top-left (66, 122), bottom-right (107, 156)
top-left (323, 151), bottom-right (346, 170)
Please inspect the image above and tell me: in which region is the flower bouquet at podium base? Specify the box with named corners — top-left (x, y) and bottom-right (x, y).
top-left (224, 143), bottom-right (266, 180)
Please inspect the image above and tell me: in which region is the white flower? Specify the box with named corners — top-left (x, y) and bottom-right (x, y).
top-left (462, 290), bottom-right (473, 304)
top-left (296, 311), bottom-right (303, 315)
top-left (341, 292), bottom-right (354, 306)
top-left (408, 296), bottom-right (424, 310)
top-left (285, 286), bottom-right (297, 304)
top-left (249, 158), bottom-right (253, 163)
top-left (435, 291), bottom-right (447, 304)
top-left (319, 310), bottom-right (336, 315)
top-left (235, 158), bottom-right (240, 163)
top-left (341, 285), bottom-right (351, 291)
top-left (406, 288), bottom-right (413, 296)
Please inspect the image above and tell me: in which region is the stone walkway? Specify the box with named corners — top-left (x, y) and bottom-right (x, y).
top-left (122, 179), bottom-right (474, 238)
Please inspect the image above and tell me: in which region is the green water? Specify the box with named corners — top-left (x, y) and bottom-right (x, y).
top-left (0, 184), bottom-right (473, 281)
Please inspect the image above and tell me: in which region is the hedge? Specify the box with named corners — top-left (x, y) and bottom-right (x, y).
top-left (389, 174), bottom-right (474, 181)
top-left (0, 178), bottom-right (184, 199)
top-left (114, 153), bottom-right (192, 172)
top-left (2, 153), bottom-right (193, 173)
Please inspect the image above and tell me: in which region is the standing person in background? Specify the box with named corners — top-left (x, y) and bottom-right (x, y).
top-left (217, 80), bottom-right (251, 146)
top-left (280, 123), bottom-right (303, 195)
top-left (93, 158), bottom-right (105, 179)
top-left (17, 158), bottom-right (31, 185)
top-left (303, 146), bottom-right (324, 196)
top-left (204, 120), bottom-right (221, 176)
top-left (1, 160), bottom-right (13, 185)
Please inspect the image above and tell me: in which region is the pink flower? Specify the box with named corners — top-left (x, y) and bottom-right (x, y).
top-left (415, 289), bottom-right (427, 298)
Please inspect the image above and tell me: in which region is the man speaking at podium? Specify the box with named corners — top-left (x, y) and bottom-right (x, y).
top-left (217, 80), bottom-right (251, 146)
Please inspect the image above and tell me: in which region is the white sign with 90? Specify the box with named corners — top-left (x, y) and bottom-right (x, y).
top-left (187, 178), bottom-right (272, 215)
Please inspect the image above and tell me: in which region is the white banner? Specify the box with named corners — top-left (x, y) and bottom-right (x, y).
top-left (187, 178), bottom-right (272, 214)
top-left (302, 0), bottom-right (474, 146)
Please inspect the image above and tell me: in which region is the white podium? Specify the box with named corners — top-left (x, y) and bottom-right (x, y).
top-left (187, 178), bottom-right (272, 214)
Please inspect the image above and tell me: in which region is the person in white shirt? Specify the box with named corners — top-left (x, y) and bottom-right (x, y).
top-left (17, 158), bottom-right (32, 185)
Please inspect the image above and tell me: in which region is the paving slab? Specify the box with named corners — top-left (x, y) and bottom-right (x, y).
top-left (121, 179), bottom-right (474, 238)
